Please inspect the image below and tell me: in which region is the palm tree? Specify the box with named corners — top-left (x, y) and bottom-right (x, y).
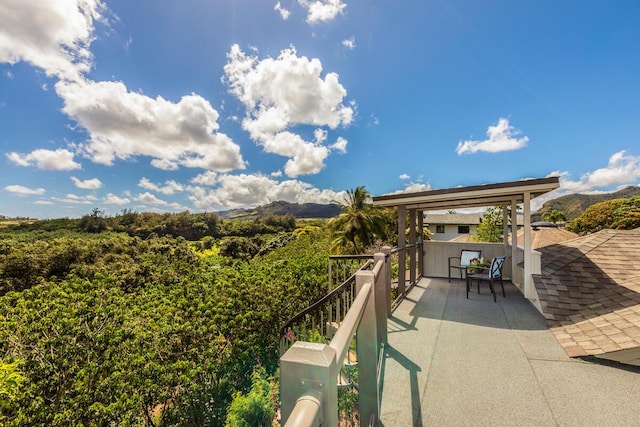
top-left (328, 186), bottom-right (387, 254)
top-left (542, 209), bottom-right (567, 224)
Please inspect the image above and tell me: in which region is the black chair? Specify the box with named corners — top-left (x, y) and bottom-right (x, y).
top-left (466, 256), bottom-right (506, 302)
top-left (448, 249), bottom-right (482, 282)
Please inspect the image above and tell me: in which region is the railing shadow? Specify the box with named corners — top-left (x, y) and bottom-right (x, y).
top-left (379, 344), bottom-right (423, 427)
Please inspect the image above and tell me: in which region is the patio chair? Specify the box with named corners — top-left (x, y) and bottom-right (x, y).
top-left (466, 255), bottom-right (507, 302)
top-left (448, 249), bottom-right (482, 282)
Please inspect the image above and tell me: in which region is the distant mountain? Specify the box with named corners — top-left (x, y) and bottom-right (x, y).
top-left (216, 201), bottom-right (342, 220)
top-left (536, 186), bottom-right (640, 221)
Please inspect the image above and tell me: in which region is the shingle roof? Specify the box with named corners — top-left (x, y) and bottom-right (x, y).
top-left (534, 229), bottom-right (640, 364)
top-left (513, 227), bottom-right (579, 250)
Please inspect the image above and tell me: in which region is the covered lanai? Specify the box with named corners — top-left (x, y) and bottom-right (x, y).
top-left (372, 176), bottom-right (560, 304)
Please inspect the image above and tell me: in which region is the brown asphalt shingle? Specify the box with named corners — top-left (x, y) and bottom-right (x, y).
top-left (533, 229), bottom-right (640, 360)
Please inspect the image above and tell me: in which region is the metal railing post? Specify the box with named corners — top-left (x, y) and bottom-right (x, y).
top-left (280, 343), bottom-right (338, 426)
top-left (355, 270), bottom-right (379, 425)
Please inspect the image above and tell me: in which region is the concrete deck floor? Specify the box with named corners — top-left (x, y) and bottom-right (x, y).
top-left (379, 277), bottom-right (640, 427)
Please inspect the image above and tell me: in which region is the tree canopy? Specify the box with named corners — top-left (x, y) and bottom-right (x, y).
top-left (327, 186), bottom-right (388, 254)
top-left (567, 196), bottom-right (640, 235)
top-left (542, 209), bottom-right (567, 224)
top-left (0, 226), bottom-right (330, 425)
top-left (474, 207), bottom-right (503, 243)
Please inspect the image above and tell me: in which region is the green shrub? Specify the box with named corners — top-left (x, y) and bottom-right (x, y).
top-left (226, 367), bottom-right (277, 427)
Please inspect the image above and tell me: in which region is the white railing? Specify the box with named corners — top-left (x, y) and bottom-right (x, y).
top-left (280, 252), bottom-right (389, 426)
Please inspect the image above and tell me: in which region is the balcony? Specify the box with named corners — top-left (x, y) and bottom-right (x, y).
top-left (279, 177), bottom-right (639, 425)
top-left (279, 244), bottom-right (639, 426)
top-left (380, 276), bottom-right (639, 426)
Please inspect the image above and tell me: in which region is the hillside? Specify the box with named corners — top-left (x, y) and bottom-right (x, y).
top-left (536, 186), bottom-right (640, 221)
top-left (216, 200), bottom-right (342, 220)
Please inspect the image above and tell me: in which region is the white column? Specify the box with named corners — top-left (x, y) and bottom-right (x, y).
top-left (409, 208), bottom-right (416, 286)
top-left (417, 210), bottom-right (424, 277)
top-left (502, 204), bottom-right (509, 252)
top-left (511, 198), bottom-right (518, 284)
top-left (397, 205), bottom-right (406, 296)
top-left (523, 192), bottom-right (533, 298)
top-left (356, 272), bottom-right (379, 425)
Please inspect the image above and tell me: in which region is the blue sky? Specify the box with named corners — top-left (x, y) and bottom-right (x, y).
top-left (1, 0), bottom-right (639, 219)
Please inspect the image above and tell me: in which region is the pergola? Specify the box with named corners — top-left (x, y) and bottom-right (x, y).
top-left (372, 176), bottom-right (560, 300)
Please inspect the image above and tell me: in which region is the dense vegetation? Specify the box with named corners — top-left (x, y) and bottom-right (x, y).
top-left (0, 214), bottom-right (331, 425)
top-left (567, 196), bottom-right (640, 235)
top-left (6, 209), bottom-right (298, 241)
top-left (535, 185), bottom-right (640, 221)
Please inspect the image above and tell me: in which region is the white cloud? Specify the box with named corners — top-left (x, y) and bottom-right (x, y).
top-left (6, 148), bottom-right (81, 170)
top-left (0, 0), bottom-right (108, 82)
top-left (399, 173), bottom-right (410, 180)
top-left (400, 183), bottom-right (432, 193)
top-left (55, 79), bottom-right (246, 172)
top-left (187, 173), bottom-right (345, 210)
top-left (103, 193), bottom-right (130, 205)
top-left (550, 150), bottom-right (640, 194)
top-left (342, 36), bottom-right (356, 49)
top-left (149, 158), bottom-right (179, 171)
top-left (138, 177), bottom-right (185, 195)
top-left (274, 2), bottom-right (291, 20)
top-left (135, 192), bottom-right (186, 211)
top-left (264, 131), bottom-right (330, 177)
top-left (456, 118), bottom-right (529, 155)
top-left (298, 0), bottom-right (346, 24)
top-left (34, 200), bottom-right (53, 205)
top-left (136, 192), bottom-right (168, 206)
top-left (190, 171), bottom-right (218, 186)
top-left (224, 44), bottom-right (353, 177)
top-left (384, 182), bottom-right (432, 195)
top-left (52, 194), bottom-right (93, 204)
top-left (529, 151), bottom-right (640, 210)
top-left (4, 185), bottom-right (46, 195)
top-left (71, 176), bottom-right (102, 190)
top-left (330, 136), bottom-right (348, 153)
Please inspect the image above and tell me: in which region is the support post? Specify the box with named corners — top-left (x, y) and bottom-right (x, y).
top-left (502, 204), bottom-right (509, 253)
top-left (397, 205), bottom-right (406, 297)
top-left (417, 210), bottom-right (424, 277)
top-left (280, 343), bottom-right (337, 426)
top-left (409, 208), bottom-right (416, 287)
top-left (382, 246), bottom-right (392, 315)
top-left (373, 253), bottom-right (388, 346)
top-left (523, 191), bottom-right (533, 298)
top-left (511, 198), bottom-right (518, 283)
top-left (356, 270), bottom-right (379, 426)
